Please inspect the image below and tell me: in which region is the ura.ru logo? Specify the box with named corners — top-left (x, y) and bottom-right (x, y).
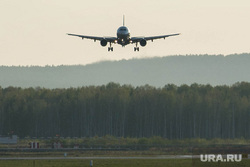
top-left (200, 154), bottom-right (242, 162)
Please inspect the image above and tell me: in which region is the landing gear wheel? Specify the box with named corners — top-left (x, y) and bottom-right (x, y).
top-left (134, 47), bottom-right (139, 51)
top-left (108, 47), bottom-right (113, 52)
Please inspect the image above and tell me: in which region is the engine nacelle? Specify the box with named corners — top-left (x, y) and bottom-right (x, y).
top-left (100, 39), bottom-right (108, 47)
top-left (140, 39), bottom-right (147, 47)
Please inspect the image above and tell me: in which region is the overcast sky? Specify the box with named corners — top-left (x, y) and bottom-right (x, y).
top-left (1, 0), bottom-right (250, 66)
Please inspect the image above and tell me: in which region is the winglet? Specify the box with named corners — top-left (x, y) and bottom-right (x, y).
top-left (123, 15), bottom-right (125, 26)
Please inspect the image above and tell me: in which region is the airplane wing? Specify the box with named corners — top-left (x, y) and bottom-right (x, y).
top-left (67, 33), bottom-right (117, 42)
top-left (131, 33), bottom-right (180, 43)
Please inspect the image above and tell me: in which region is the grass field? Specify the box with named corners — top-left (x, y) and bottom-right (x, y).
top-left (1, 137), bottom-right (250, 167)
top-left (1, 159), bottom-right (250, 167)
top-left (0, 150), bottom-right (186, 158)
top-left (0, 159), bottom-right (192, 167)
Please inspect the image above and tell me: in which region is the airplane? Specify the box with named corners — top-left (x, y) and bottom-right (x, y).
top-left (67, 16), bottom-right (180, 52)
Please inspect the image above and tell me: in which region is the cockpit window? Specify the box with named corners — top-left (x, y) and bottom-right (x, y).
top-left (120, 28), bottom-right (126, 31)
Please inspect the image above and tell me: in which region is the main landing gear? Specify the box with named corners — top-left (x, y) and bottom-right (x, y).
top-left (134, 47), bottom-right (139, 51)
top-left (134, 42), bottom-right (139, 52)
top-left (108, 42), bottom-right (113, 52)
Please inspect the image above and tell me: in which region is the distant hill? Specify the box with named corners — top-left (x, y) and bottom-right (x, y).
top-left (1, 54), bottom-right (250, 88)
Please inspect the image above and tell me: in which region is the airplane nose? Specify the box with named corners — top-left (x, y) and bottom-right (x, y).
top-left (118, 32), bottom-right (126, 36)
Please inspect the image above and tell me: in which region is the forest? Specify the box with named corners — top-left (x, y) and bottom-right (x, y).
top-left (0, 82), bottom-right (250, 139)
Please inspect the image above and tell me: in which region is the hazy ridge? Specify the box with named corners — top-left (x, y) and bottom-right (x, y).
top-left (1, 53), bottom-right (250, 88)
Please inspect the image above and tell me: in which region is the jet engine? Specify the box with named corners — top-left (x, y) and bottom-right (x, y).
top-left (100, 39), bottom-right (108, 47)
top-left (140, 39), bottom-right (147, 47)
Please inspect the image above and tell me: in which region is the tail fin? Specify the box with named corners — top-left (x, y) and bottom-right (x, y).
top-left (123, 15), bottom-right (125, 26)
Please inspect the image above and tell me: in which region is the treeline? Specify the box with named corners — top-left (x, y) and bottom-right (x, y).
top-left (1, 54), bottom-right (250, 88)
top-left (0, 82), bottom-right (250, 139)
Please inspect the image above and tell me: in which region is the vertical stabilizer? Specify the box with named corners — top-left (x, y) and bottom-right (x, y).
top-left (123, 15), bottom-right (125, 26)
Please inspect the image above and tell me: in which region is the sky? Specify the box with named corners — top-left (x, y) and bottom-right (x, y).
top-left (1, 0), bottom-right (250, 66)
